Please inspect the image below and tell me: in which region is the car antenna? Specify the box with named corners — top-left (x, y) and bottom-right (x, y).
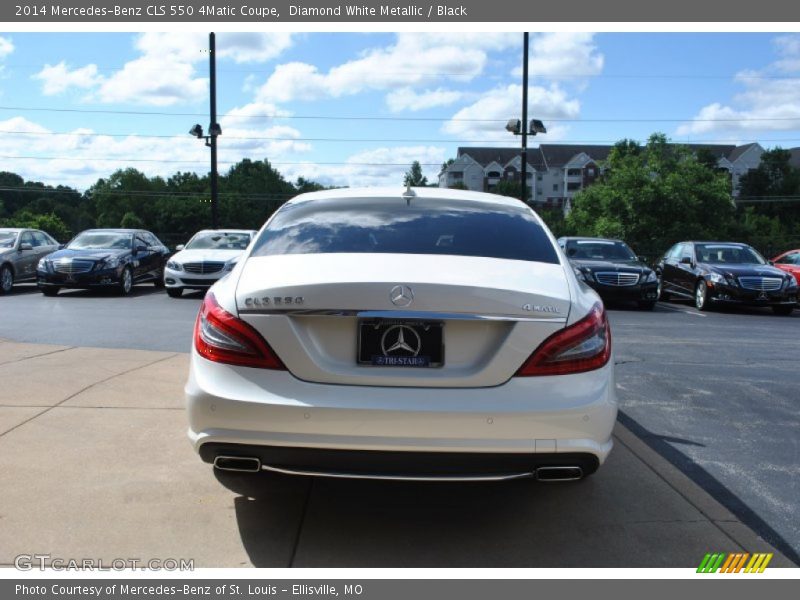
top-left (402, 185), bottom-right (416, 205)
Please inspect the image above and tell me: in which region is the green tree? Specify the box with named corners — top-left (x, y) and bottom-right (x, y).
top-left (403, 161), bottom-right (429, 187)
top-left (493, 178), bottom-right (528, 202)
top-left (1, 211), bottom-right (70, 241)
top-left (120, 211), bottom-right (145, 229)
top-left (565, 133), bottom-right (736, 256)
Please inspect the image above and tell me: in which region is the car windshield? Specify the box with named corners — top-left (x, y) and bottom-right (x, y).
top-left (565, 240), bottom-right (637, 261)
top-left (696, 244), bottom-right (765, 265)
top-left (186, 232), bottom-right (252, 250)
top-left (779, 252), bottom-right (800, 265)
top-left (0, 232), bottom-right (18, 248)
top-left (68, 232), bottom-right (131, 250)
top-left (250, 198), bottom-right (559, 264)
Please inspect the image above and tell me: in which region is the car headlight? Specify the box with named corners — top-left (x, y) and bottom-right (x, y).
top-left (225, 261), bottom-right (238, 272)
top-left (167, 260), bottom-right (182, 271)
top-left (102, 256), bottom-right (120, 269)
top-left (37, 258), bottom-right (50, 271)
top-left (573, 267), bottom-right (586, 282)
top-left (644, 271), bottom-right (657, 283)
top-left (786, 276), bottom-right (797, 289)
top-left (709, 272), bottom-right (726, 284)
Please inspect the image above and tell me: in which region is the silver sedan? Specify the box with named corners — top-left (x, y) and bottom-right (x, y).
top-left (0, 228), bottom-right (60, 294)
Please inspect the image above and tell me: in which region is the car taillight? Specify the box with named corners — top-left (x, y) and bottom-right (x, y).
top-left (194, 292), bottom-right (285, 370)
top-left (515, 302), bottom-right (611, 376)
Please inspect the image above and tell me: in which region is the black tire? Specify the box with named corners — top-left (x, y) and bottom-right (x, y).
top-left (657, 276), bottom-right (670, 301)
top-left (695, 279), bottom-right (710, 311)
top-left (772, 305), bottom-right (794, 316)
top-left (638, 300), bottom-right (656, 311)
top-left (153, 273), bottom-right (165, 288)
top-left (118, 267), bottom-right (133, 296)
top-left (41, 286), bottom-right (60, 297)
top-left (0, 264), bottom-right (13, 295)
top-left (166, 288), bottom-right (183, 298)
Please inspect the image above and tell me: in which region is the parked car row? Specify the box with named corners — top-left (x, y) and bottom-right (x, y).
top-left (559, 235), bottom-right (799, 316)
top-left (0, 227), bottom-right (256, 297)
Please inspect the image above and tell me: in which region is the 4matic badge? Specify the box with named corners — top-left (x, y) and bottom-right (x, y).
top-left (522, 303), bottom-right (561, 314)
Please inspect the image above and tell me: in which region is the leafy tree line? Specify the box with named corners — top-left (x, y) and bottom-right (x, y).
top-left (0, 159), bottom-right (328, 246)
top-left (484, 133), bottom-right (800, 260)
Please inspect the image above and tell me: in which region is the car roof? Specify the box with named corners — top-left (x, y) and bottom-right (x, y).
top-left (682, 241), bottom-right (750, 246)
top-left (0, 228), bottom-right (23, 233)
top-left (193, 229), bottom-right (255, 235)
top-left (79, 229), bottom-right (142, 234)
top-left (285, 186), bottom-right (528, 209)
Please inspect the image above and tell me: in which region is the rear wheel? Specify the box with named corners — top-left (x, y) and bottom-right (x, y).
top-left (0, 265), bottom-right (12, 294)
top-left (41, 286), bottom-right (60, 297)
top-left (695, 280), bottom-right (710, 311)
top-left (119, 267), bottom-right (133, 296)
top-left (772, 305), bottom-right (794, 316)
top-left (166, 288), bottom-right (183, 298)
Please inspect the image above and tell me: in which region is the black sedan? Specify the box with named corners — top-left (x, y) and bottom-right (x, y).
top-left (37, 229), bottom-right (170, 296)
top-left (657, 241), bottom-right (798, 315)
top-left (558, 237), bottom-right (659, 310)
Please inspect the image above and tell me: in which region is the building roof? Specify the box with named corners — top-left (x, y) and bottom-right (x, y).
top-left (538, 144), bottom-right (613, 168)
top-left (456, 147), bottom-right (545, 170)
top-left (726, 143), bottom-right (759, 162)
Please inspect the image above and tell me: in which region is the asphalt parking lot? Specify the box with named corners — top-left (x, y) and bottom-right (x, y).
top-left (0, 284), bottom-right (798, 566)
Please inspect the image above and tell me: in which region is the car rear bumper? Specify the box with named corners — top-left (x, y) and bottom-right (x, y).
top-left (185, 349), bottom-right (618, 475)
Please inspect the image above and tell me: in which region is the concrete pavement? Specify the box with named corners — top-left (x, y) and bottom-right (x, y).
top-left (0, 339), bottom-right (793, 568)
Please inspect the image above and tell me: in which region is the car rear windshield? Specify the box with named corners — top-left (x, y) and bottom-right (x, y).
top-left (69, 232), bottom-right (132, 250)
top-left (250, 198), bottom-right (560, 264)
top-left (695, 244), bottom-right (765, 265)
top-left (0, 232), bottom-right (18, 248)
top-left (564, 240), bottom-right (636, 261)
top-left (186, 232), bottom-right (252, 250)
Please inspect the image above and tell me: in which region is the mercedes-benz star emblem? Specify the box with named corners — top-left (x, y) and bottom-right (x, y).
top-left (380, 325), bottom-right (422, 357)
top-left (390, 284), bottom-right (414, 307)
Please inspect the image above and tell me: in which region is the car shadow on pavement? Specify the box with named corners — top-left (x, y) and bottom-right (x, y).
top-left (52, 286), bottom-right (165, 299)
top-left (218, 467), bottom-right (663, 568)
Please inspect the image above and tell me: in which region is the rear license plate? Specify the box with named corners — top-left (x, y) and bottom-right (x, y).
top-left (358, 319), bottom-right (444, 367)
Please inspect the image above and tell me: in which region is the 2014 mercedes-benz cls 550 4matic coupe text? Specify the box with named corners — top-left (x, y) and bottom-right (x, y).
top-left (186, 187), bottom-right (617, 482)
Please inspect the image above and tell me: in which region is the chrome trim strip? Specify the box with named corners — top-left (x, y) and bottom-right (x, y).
top-left (260, 464), bottom-right (535, 482)
top-left (237, 308), bottom-right (567, 323)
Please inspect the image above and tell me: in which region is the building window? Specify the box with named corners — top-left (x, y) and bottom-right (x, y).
top-left (567, 168), bottom-right (581, 177)
top-left (552, 183), bottom-right (559, 192)
top-left (537, 174), bottom-right (542, 181)
top-left (587, 168), bottom-right (595, 177)
top-left (526, 172), bottom-right (533, 179)
top-left (487, 171), bottom-right (501, 178)
top-left (450, 171), bottom-right (463, 181)
top-left (567, 182), bottom-right (581, 191)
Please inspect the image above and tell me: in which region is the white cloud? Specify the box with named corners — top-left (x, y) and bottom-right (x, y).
top-left (677, 34), bottom-right (800, 136)
top-left (256, 33), bottom-right (502, 104)
top-left (442, 83), bottom-right (580, 141)
top-left (33, 62), bottom-right (102, 96)
top-left (281, 145), bottom-right (446, 188)
top-left (0, 36), bottom-right (14, 60)
top-left (385, 87), bottom-right (463, 112)
top-left (511, 33), bottom-right (604, 79)
top-left (31, 33), bottom-right (294, 106)
top-left (0, 111), bottom-right (311, 189)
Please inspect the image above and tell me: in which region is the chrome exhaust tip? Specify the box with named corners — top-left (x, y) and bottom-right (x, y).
top-left (213, 455), bottom-right (261, 473)
top-left (535, 466), bottom-right (583, 482)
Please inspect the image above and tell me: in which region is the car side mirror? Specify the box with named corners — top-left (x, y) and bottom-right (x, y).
top-left (135, 245), bottom-right (148, 254)
top-left (175, 244), bottom-right (185, 251)
top-left (638, 255), bottom-right (647, 263)
top-left (680, 256), bottom-right (693, 265)
top-left (768, 260), bottom-right (775, 266)
top-left (18, 242), bottom-right (33, 251)
top-left (58, 244), bottom-right (66, 250)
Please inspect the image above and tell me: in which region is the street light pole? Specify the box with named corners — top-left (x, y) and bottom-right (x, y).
top-left (209, 32), bottom-right (219, 229)
top-left (520, 32), bottom-right (529, 204)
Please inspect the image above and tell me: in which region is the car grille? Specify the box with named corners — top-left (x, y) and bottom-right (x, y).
top-left (183, 261), bottom-right (225, 274)
top-left (738, 276), bottom-right (782, 291)
top-left (180, 278), bottom-right (217, 286)
top-left (594, 272), bottom-right (640, 286)
top-left (53, 259), bottom-right (95, 274)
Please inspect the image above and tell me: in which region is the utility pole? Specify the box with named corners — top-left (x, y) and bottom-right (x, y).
top-left (209, 32), bottom-right (219, 229)
top-left (520, 32), bottom-right (529, 204)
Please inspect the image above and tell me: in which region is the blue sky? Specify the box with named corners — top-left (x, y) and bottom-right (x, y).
top-left (0, 32), bottom-right (799, 190)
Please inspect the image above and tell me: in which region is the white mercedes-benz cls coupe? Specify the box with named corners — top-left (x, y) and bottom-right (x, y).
top-left (164, 229), bottom-right (257, 297)
top-left (186, 187), bottom-right (617, 482)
